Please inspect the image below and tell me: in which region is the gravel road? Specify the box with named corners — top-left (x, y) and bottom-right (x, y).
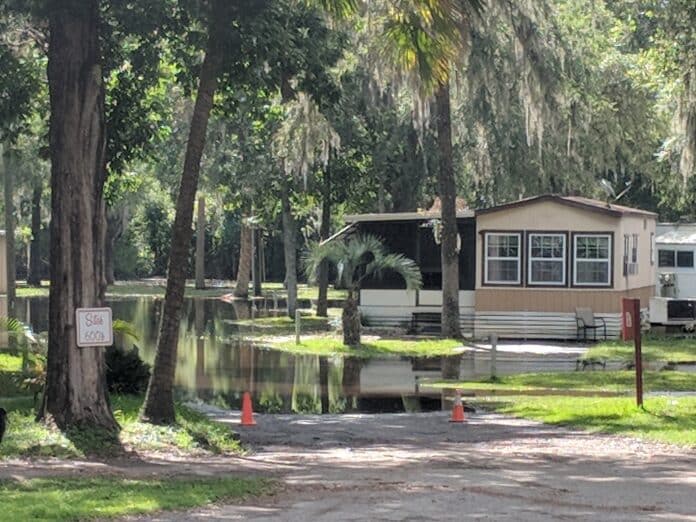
top-left (126, 405), bottom-right (696, 521)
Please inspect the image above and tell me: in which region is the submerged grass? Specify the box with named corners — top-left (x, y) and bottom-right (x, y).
top-left (268, 335), bottom-right (463, 357)
top-left (584, 336), bottom-right (696, 363)
top-left (0, 476), bottom-right (271, 521)
top-left (0, 394), bottom-right (242, 459)
top-left (492, 396), bottom-right (696, 447)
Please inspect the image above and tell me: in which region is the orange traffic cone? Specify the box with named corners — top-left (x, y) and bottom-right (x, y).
top-left (241, 391), bottom-right (256, 426)
top-left (449, 389), bottom-right (466, 423)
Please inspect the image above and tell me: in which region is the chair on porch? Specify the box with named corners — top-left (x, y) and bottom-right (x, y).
top-left (575, 307), bottom-right (607, 342)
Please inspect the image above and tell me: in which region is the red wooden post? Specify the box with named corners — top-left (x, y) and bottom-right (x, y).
top-left (621, 298), bottom-right (643, 407)
top-left (633, 299), bottom-right (643, 408)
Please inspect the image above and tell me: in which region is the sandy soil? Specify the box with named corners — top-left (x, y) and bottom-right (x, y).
top-left (3, 406), bottom-right (695, 521)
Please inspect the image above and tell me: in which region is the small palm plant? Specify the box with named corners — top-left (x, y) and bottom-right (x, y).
top-left (305, 234), bottom-right (422, 346)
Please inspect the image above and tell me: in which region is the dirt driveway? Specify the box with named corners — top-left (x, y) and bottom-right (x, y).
top-left (123, 405), bottom-right (696, 521)
top-left (2, 405), bottom-right (694, 521)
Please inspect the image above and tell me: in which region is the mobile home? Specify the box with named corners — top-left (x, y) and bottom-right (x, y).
top-left (347, 195), bottom-right (657, 339)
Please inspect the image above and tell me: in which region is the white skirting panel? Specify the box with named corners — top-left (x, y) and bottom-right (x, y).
top-left (359, 304), bottom-right (623, 339)
top-left (474, 312), bottom-right (622, 340)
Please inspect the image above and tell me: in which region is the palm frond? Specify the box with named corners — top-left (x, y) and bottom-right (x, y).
top-left (0, 317), bottom-right (26, 333)
top-left (113, 320), bottom-right (139, 342)
top-left (365, 253), bottom-right (423, 290)
top-left (307, 0), bottom-right (359, 18)
top-left (305, 233), bottom-right (422, 291)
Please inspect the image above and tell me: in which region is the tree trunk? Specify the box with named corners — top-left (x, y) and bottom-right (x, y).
top-left (195, 196), bottom-right (205, 289)
top-left (3, 147), bottom-right (16, 317)
top-left (253, 227), bottom-right (262, 296)
top-left (342, 291), bottom-right (361, 346)
top-left (435, 82), bottom-right (461, 339)
top-left (316, 167), bottom-right (331, 317)
top-left (27, 184), bottom-right (43, 286)
top-left (281, 184), bottom-right (298, 318)
top-left (234, 223), bottom-right (252, 299)
top-left (40, 0), bottom-right (116, 431)
top-left (319, 357), bottom-right (329, 414)
top-left (104, 206), bottom-right (125, 286)
top-left (233, 221), bottom-right (251, 298)
top-left (141, 1), bottom-right (228, 424)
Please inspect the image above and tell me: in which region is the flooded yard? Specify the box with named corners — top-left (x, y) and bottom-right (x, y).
top-left (15, 296), bottom-right (585, 414)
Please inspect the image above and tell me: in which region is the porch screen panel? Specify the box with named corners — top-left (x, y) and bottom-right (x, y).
top-left (528, 233), bottom-right (565, 285)
top-left (574, 234), bottom-right (611, 286)
top-left (358, 221), bottom-right (418, 289)
top-left (484, 233), bottom-right (521, 284)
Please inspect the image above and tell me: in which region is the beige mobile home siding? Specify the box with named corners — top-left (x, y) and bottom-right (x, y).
top-left (476, 200), bottom-right (656, 294)
top-left (616, 214), bottom-right (656, 291)
top-left (476, 285), bottom-right (654, 314)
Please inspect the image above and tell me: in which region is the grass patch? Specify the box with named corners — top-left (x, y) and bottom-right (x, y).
top-left (0, 394), bottom-right (242, 459)
top-left (492, 396), bottom-right (696, 446)
top-left (425, 370), bottom-right (696, 394)
top-left (0, 476), bottom-right (271, 521)
top-left (16, 281), bottom-right (347, 301)
top-left (584, 336), bottom-right (696, 364)
top-left (262, 282), bottom-right (347, 300)
top-left (268, 335), bottom-right (463, 357)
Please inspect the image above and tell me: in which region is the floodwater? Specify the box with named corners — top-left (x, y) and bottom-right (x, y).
top-left (15, 296), bottom-right (581, 414)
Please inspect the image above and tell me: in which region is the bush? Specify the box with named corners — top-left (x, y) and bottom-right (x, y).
top-left (105, 346), bottom-right (151, 395)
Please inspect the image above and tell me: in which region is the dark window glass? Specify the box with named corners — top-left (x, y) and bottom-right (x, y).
top-left (658, 250), bottom-right (675, 267)
top-left (677, 251), bottom-right (694, 268)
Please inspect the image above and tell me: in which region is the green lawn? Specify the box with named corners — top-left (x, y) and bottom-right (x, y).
top-left (0, 395), bottom-right (242, 459)
top-left (268, 335), bottom-right (464, 357)
top-left (493, 396), bottom-right (696, 446)
top-left (424, 370), bottom-right (696, 394)
top-left (584, 336), bottom-right (696, 363)
top-left (0, 476), bottom-right (271, 521)
top-left (16, 281), bottom-right (347, 301)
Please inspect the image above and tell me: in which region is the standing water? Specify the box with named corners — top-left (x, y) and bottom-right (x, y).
top-left (15, 296), bottom-right (581, 414)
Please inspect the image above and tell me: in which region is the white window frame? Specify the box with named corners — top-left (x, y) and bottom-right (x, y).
top-left (573, 234), bottom-right (612, 287)
top-left (527, 233), bottom-right (566, 286)
top-left (484, 232), bottom-right (521, 285)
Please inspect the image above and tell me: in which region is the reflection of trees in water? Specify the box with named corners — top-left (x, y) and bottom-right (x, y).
top-left (20, 296), bottom-right (362, 413)
top-left (292, 354), bottom-right (320, 413)
top-left (342, 357), bottom-right (363, 412)
top-left (440, 354), bottom-right (462, 408)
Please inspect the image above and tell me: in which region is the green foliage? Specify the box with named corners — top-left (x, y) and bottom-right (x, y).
top-left (305, 233), bottom-right (422, 292)
top-left (0, 477), bottom-right (271, 522)
top-left (0, 395), bottom-right (242, 459)
top-left (105, 345), bottom-right (151, 395)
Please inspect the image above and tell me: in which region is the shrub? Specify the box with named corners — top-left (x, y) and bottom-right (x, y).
top-left (105, 346), bottom-right (151, 395)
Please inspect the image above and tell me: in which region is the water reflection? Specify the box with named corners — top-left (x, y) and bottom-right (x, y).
top-left (14, 296), bottom-right (580, 414)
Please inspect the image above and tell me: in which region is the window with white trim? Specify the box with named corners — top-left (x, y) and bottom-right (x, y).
top-left (527, 233), bottom-right (566, 285)
top-left (574, 234), bottom-right (612, 286)
top-left (484, 233), bottom-right (521, 284)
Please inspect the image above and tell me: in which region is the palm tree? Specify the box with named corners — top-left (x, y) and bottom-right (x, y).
top-left (306, 234), bottom-right (422, 346)
top-left (379, 0), bottom-right (484, 338)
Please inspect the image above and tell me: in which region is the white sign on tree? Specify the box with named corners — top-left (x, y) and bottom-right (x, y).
top-left (75, 308), bottom-right (113, 347)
